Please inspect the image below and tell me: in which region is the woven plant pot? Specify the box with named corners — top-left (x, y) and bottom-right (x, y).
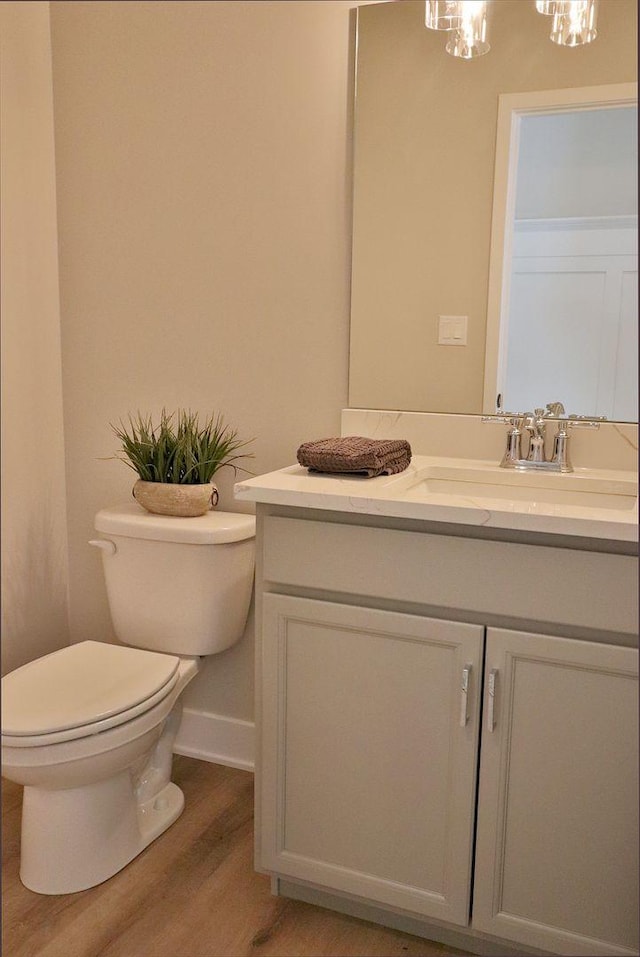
top-left (132, 480), bottom-right (219, 517)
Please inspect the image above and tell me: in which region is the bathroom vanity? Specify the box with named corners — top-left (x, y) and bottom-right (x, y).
top-left (235, 448), bottom-right (638, 957)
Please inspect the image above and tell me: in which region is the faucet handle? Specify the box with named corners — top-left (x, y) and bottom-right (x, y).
top-left (568, 414), bottom-right (607, 429)
top-left (528, 409), bottom-right (547, 431)
top-left (507, 413), bottom-right (527, 428)
top-left (482, 412), bottom-right (527, 426)
top-left (569, 414), bottom-right (607, 419)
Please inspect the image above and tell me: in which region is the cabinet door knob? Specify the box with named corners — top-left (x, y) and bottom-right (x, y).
top-left (487, 668), bottom-right (498, 732)
top-left (460, 664), bottom-right (472, 727)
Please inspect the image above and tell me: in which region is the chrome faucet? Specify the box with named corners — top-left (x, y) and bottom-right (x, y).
top-left (483, 402), bottom-right (576, 472)
top-left (483, 402), bottom-right (608, 473)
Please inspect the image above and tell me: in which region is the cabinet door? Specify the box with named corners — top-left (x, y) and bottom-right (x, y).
top-left (260, 594), bottom-right (484, 926)
top-left (473, 628), bottom-right (638, 956)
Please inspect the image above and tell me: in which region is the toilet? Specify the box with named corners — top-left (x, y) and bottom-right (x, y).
top-left (1, 502), bottom-right (255, 895)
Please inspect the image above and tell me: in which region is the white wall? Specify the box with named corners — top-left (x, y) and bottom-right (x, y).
top-left (49, 0), bottom-right (363, 723)
top-left (515, 107), bottom-right (638, 220)
top-left (0, 2), bottom-right (70, 675)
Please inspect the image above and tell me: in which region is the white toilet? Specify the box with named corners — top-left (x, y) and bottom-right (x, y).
top-left (1, 502), bottom-right (255, 895)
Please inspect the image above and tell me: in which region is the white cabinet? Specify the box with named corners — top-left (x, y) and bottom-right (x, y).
top-left (256, 511), bottom-right (639, 956)
top-left (474, 628), bottom-right (638, 957)
top-left (260, 594), bottom-right (484, 926)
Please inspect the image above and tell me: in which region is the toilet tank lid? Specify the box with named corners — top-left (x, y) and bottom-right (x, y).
top-left (95, 503), bottom-right (256, 544)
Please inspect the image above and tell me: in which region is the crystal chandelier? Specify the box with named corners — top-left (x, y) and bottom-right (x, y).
top-left (425, 0), bottom-right (599, 59)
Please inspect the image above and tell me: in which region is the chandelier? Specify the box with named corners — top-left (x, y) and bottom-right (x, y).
top-left (425, 0), bottom-right (599, 59)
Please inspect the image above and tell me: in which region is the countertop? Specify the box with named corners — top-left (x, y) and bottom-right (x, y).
top-left (234, 455), bottom-right (638, 545)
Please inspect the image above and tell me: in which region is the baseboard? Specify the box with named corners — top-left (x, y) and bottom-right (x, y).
top-left (173, 707), bottom-right (255, 772)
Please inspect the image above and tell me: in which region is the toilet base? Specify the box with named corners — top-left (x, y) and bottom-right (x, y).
top-left (20, 775), bottom-right (185, 895)
top-left (138, 780), bottom-right (184, 846)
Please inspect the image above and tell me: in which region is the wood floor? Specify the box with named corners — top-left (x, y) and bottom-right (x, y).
top-left (2, 756), bottom-right (472, 957)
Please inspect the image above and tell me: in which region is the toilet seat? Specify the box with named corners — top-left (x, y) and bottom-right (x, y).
top-left (1, 641), bottom-right (180, 748)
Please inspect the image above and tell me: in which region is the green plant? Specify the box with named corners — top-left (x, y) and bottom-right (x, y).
top-left (111, 409), bottom-right (253, 484)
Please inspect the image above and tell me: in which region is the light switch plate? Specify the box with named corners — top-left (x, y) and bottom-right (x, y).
top-left (438, 315), bottom-right (468, 346)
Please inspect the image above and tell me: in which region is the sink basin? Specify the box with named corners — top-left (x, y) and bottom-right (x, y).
top-left (399, 465), bottom-right (638, 512)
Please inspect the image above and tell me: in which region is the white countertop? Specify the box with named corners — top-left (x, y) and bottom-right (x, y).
top-left (234, 455), bottom-right (638, 544)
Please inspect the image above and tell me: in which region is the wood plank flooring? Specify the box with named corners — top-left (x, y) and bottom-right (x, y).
top-left (2, 756), bottom-right (472, 957)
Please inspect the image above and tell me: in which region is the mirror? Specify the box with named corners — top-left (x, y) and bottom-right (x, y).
top-left (349, 0), bottom-right (638, 421)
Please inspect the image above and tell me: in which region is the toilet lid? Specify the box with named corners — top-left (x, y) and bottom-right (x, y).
top-left (1, 641), bottom-right (180, 738)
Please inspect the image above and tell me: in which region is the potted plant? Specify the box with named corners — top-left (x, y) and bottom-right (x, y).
top-left (111, 409), bottom-right (253, 517)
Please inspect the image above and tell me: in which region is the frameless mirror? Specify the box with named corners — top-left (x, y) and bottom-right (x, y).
top-left (349, 0), bottom-right (638, 421)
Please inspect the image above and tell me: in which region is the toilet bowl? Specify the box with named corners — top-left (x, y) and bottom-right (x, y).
top-left (1, 506), bottom-right (255, 894)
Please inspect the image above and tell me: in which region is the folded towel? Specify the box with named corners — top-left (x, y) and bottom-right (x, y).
top-left (297, 436), bottom-right (412, 478)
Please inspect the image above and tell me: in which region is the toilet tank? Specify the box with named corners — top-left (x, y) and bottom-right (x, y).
top-left (93, 504), bottom-right (256, 656)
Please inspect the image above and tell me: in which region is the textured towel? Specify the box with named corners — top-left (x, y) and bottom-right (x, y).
top-left (297, 436), bottom-right (412, 478)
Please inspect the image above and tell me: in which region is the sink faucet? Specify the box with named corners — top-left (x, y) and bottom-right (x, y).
top-left (483, 402), bottom-right (610, 473)
top-left (504, 402), bottom-right (573, 471)
top-left (483, 401), bottom-right (575, 472)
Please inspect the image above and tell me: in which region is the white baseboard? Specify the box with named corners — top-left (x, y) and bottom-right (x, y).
top-left (173, 707), bottom-right (255, 772)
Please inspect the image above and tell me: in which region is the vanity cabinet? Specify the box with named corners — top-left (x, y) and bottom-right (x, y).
top-left (255, 508), bottom-right (639, 957)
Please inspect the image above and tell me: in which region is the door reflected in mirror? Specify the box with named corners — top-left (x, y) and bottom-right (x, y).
top-left (484, 89), bottom-right (637, 420)
top-left (348, 0), bottom-right (638, 422)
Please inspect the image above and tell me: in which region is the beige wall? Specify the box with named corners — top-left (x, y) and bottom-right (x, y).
top-left (49, 0), bottom-right (362, 720)
top-left (0, 2), bottom-right (70, 675)
top-left (349, 0), bottom-right (638, 413)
